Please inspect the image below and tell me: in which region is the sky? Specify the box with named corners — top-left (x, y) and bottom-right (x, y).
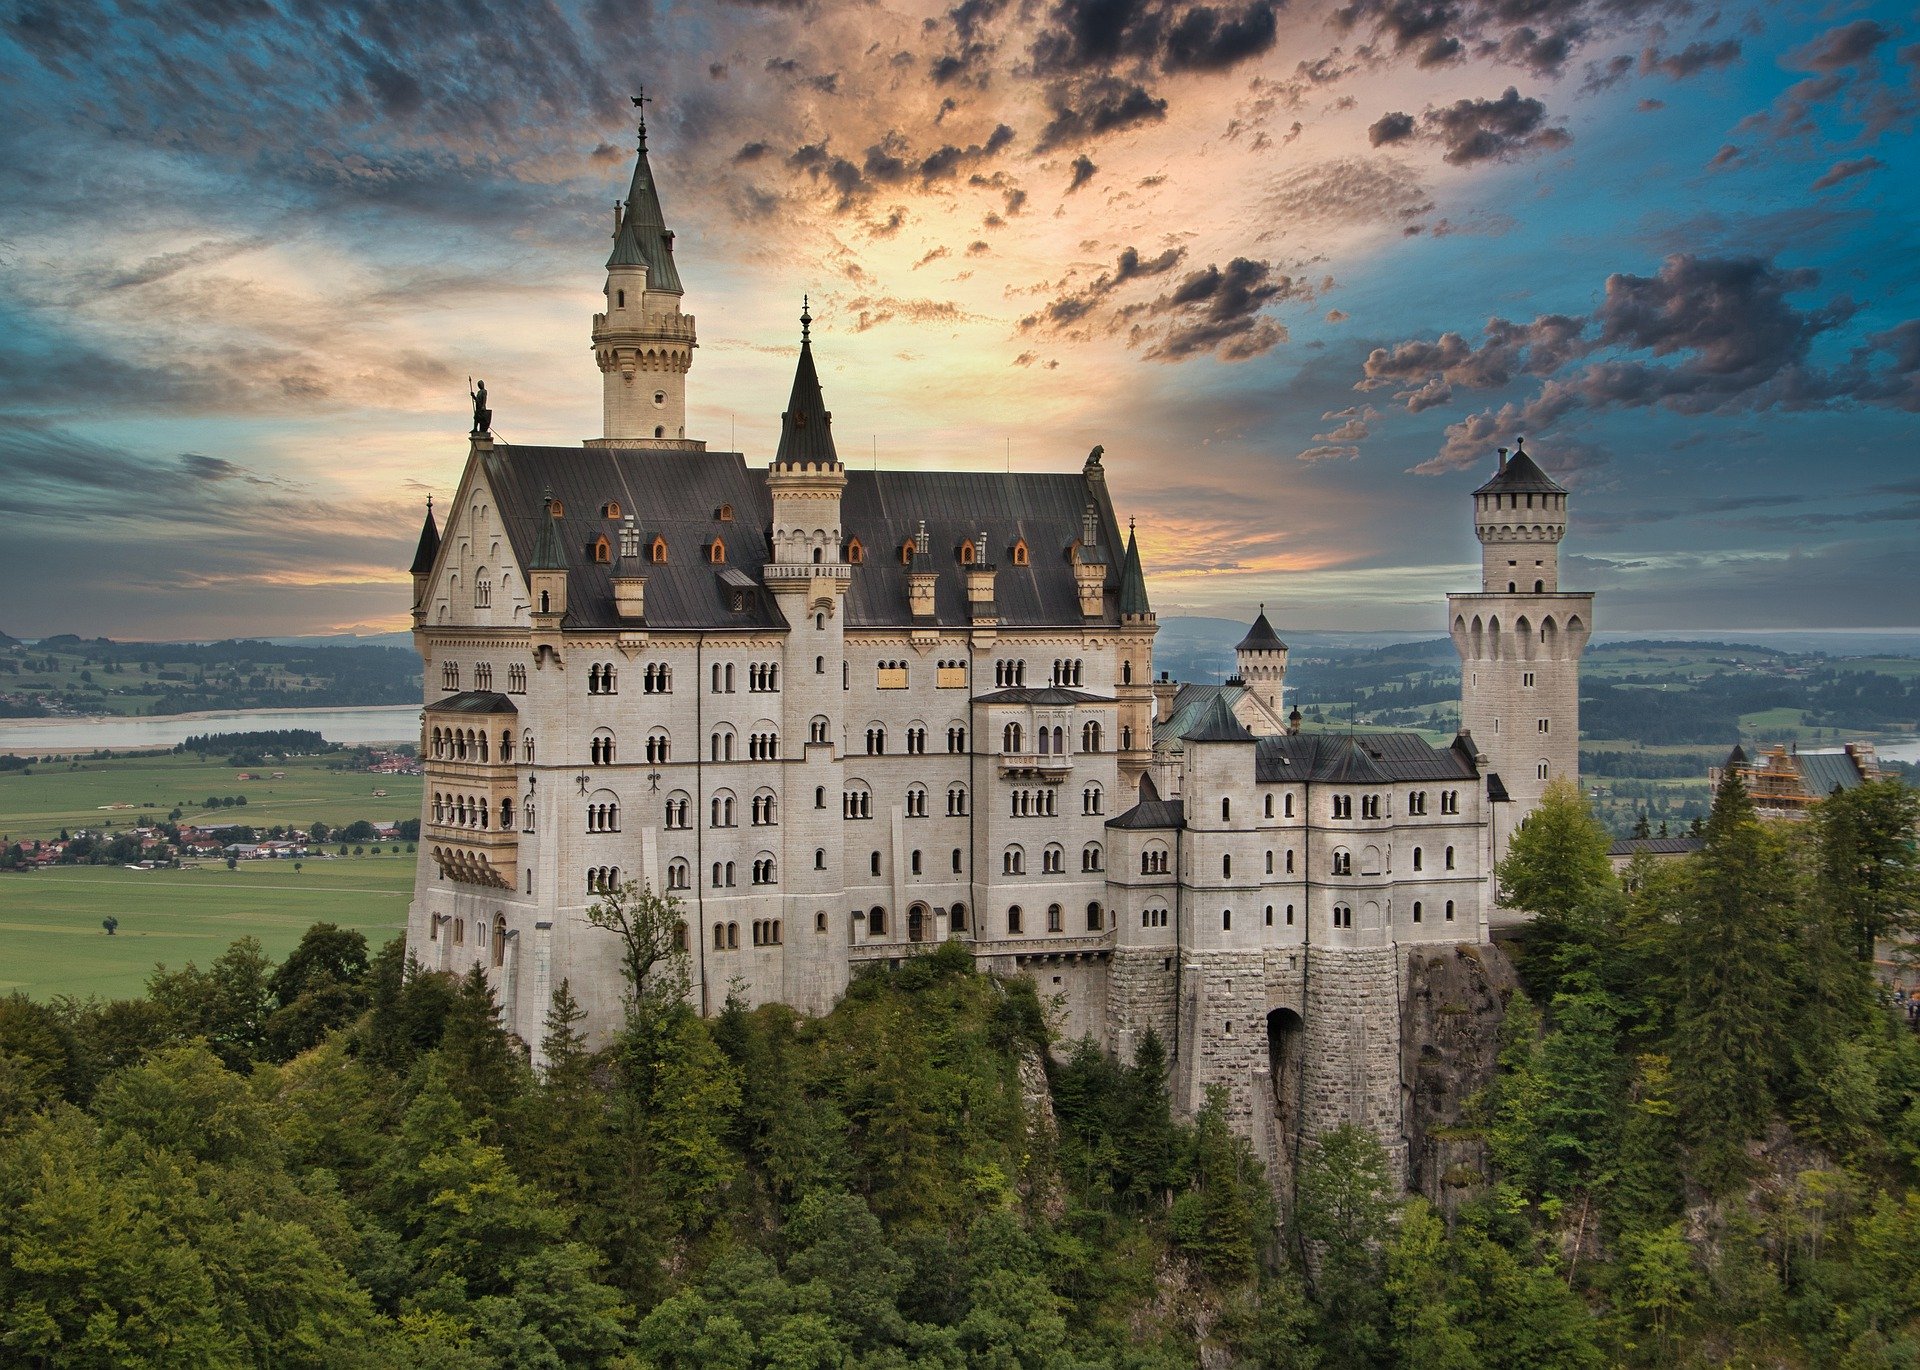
top-left (2, 0), bottom-right (1916, 641)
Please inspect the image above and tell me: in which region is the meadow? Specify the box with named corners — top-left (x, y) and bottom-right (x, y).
top-left (0, 857), bottom-right (414, 1001)
top-left (0, 751), bottom-right (421, 843)
top-left (1, 750), bottom-right (424, 999)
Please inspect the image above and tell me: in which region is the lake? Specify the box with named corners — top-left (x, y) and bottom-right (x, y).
top-left (0, 705), bottom-right (421, 754)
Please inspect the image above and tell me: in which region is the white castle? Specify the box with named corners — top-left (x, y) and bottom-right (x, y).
top-left (404, 114), bottom-right (1594, 1177)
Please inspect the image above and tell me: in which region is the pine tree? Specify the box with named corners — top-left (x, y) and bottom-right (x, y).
top-left (1671, 771), bottom-right (1792, 1192)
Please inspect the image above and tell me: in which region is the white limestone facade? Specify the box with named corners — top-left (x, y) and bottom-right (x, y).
top-left (400, 115), bottom-right (1594, 1184)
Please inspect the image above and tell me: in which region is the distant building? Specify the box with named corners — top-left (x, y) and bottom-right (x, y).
top-left (1710, 742), bottom-right (1884, 820)
top-left (1605, 835), bottom-right (1705, 880)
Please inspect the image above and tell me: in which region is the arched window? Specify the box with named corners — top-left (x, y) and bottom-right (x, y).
top-left (816, 911), bottom-right (829, 933)
top-left (1003, 845), bottom-right (1025, 875)
top-left (950, 901), bottom-right (968, 932)
top-left (1445, 900), bottom-right (1456, 922)
top-left (1081, 720), bottom-right (1102, 752)
top-left (1011, 538), bottom-right (1029, 566)
top-left (947, 784), bottom-right (968, 816)
top-left (668, 860), bottom-right (689, 890)
top-left (1412, 847), bottom-right (1423, 871)
top-left (846, 536), bottom-right (864, 564)
top-left (1332, 848), bottom-right (1352, 876)
top-left (647, 730), bottom-right (671, 764)
top-left (1003, 721), bottom-right (1024, 753)
top-left (709, 537), bottom-right (726, 564)
top-left (959, 540), bottom-right (976, 565)
top-left (1047, 903), bottom-right (1063, 932)
top-left (592, 536), bottom-right (611, 564)
top-left (1007, 905), bottom-right (1023, 934)
top-left (650, 536), bottom-right (669, 564)
top-left (1081, 843), bottom-right (1102, 872)
top-left (1412, 901), bottom-right (1424, 923)
top-left (1082, 783), bottom-right (1103, 816)
top-left (1222, 909), bottom-right (1232, 931)
top-left (1043, 844), bottom-right (1064, 874)
top-left (815, 848), bottom-right (826, 870)
top-left (869, 906), bottom-right (887, 936)
top-left (591, 729), bottom-right (616, 765)
top-left (1333, 903), bottom-right (1353, 929)
top-left (1086, 902), bottom-right (1103, 931)
top-left (1445, 845), bottom-right (1456, 870)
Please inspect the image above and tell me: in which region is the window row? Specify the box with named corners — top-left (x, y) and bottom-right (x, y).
top-left (840, 784), bottom-right (972, 817)
top-left (430, 791), bottom-right (515, 831)
top-left (430, 726), bottom-right (521, 763)
top-left (1001, 902), bottom-right (1104, 935)
top-left (1000, 843), bottom-right (1103, 875)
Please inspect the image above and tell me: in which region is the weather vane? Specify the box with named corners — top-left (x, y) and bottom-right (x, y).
top-left (631, 89), bottom-right (651, 145)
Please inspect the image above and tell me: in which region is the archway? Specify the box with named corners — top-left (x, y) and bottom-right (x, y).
top-left (1268, 1007), bottom-right (1305, 1151)
top-left (907, 903), bottom-right (928, 943)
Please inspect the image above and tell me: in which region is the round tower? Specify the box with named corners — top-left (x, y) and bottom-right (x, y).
top-left (1448, 439), bottom-right (1595, 871)
top-left (591, 101), bottom-right (699, 447)
top-left (1234, 606), bottom-right (1288, 718)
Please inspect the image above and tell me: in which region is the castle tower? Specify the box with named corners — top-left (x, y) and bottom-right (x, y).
top-left (591, 102), bottom-right (698, 446)
top-left (408, 497), bottom-right (440, 627)
top-left (1448, 441), bottom-right (1594, 864)
top-left (1234, 607), bottom-right (1288, 717)
top-left (761, 302), bottom-right (853, 1013)
top-left (1115, 518), bottom-right (1158, 785)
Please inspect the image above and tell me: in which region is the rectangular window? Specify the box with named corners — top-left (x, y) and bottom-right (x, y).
top-left (1522, 671), bottom-right (1536, 688)
top-left (937, 665), bottom-right (967, 689)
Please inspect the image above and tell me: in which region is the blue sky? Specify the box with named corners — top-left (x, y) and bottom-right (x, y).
top-left (1, 0), bottom-right (1915, 639)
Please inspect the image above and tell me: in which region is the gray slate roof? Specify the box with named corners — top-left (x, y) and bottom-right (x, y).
top-left (1236, 610), bottom-right (1286, 653)
top-left (1154, 683), bottom-right (1247, 747)
top-left (410, 504), bottom-right (440, 575)
top-left (1474, 446), bottom-right (1565, 496)
top-left (480, 444), bottom-right (1132, 631)
top-left (1107, 774), bottom-right (1186, 830)
top-left (1252, 731), bottom-right (1479, 784)
top-left (607, 134), bottom-right (682, 292)
top-left (775, 311), bottom-right (838, 464)
top-left (972, 686), bottom-right (1108, 705)
top-left (1796, 750), bottom-right (1868, 796)
top-left (426, 690), bottom-right (518, 714)
top-left (1183, 693), bottom-right (1254, 743)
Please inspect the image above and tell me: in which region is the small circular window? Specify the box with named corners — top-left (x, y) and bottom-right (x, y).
top-left (653, 390), bottom-right (667, 407)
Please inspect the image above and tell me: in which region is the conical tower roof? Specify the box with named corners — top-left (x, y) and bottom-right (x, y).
top-left (1118, 521), bottom-right (1150, 617)
top-left (1473, 441), bottom-right (1564, 496)
top-left (1236, 607), bottom-right (1286, 653)
top-left (529, 494), bottom-right (567, 571)
top-left (409, 499), bottom-right (441, 575)
top-left (606, 117), bottom-right (683, 293)
top-left (774, 300), bottom-right (839, 465)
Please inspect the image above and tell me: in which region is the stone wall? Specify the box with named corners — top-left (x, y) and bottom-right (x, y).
top-left (1300, 945), bottom-right (1408, 1185)
top-left (1107, 946), bottom-right (1177, 1064)
top-left (1401, 941), bottom-right (1518, 1213)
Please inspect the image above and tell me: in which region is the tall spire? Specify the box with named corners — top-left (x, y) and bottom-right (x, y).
top-left (1118, 519), bottom-right (1151, 617)
top-left (409, 496), bottom-right (441, 575)
top-left (775, 298), bottom-right (839, 465)
top-left (606, 90), bottom-right (681, 292)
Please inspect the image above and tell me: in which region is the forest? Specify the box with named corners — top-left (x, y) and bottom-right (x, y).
top-left (2, 773), bottom-right (1919, 1367)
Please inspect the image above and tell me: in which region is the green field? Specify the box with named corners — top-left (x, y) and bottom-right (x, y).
top-left (0, 751), bottom-right (421, 843)
top-left (0, 858), bottom-right (414, 1001)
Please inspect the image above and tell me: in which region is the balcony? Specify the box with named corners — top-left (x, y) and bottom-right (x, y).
top-left (426, 826), bottom-right (518, 890)
top-left (999, 752), bottom-right (1073, 781)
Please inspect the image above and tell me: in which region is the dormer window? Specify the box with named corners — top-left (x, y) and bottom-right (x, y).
top-left (716, 503), bottom-right (734, 522)
top-left (548, 498), bottom-right (565, 516)
top-left (592, 536), bottom-right (611, 564)
top-left (847, 537), bottom-right (864, 565)
top-left (709, 537), bottom-right (726, 564)
top-left (959, 541), bottom-right (976, 566)
top-left (900, 540), bottom-right (914, 565)
top-left (601, 500), bottom-right (621, 519)
top-left (651, 536), bottom-right (669, 564)
top-left (1011, 539), bottom-right (1029, 567)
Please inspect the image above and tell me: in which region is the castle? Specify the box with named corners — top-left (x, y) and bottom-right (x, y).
top-left (403, 114), bottom-right (1594, 1179)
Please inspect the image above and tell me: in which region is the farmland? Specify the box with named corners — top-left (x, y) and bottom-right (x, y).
top-left (0, 857), bottom-right (414, 1001)
top-left (0, 750), bottom-right (421, 843)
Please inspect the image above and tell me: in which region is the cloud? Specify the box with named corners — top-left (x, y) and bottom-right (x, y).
top-left (1707, 143), bottom-right (1742, 169)
top-left (1640, 39), bottom-right (1741, 81)
top-left (1261, 157), bottom-right (1432, 228)
top-left (1140, 257), bottom-right (1302, 361)
top-left (1811, 156), bottom-right (1884, 191)
top-left (1790, 20), bottom-right (1890, 73)
top-left (1332, 0), bottom-right (1675, 79)
top-left (1359, 253), bottom-right (1915, 472)
top-left (1066, 154), bottom-right (1098, 192)
top-left (1420, 87), bottom-right (1573, 165)
top-left (1034, 78), bottom-right (1168, 152)
top-left (1020, 244), bottom-right (1188, 330)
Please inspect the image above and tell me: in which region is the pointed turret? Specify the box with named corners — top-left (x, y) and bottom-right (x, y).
top-left (592, 94), bottom-right (699, 447)
top-left (528, 492), bottom-right (569, 639)
top-left (775, 299), bottom-right (840, 465)
top-left (606, 117), bottom-right (683, 293)
top-left (1234, 604), bottom-right (1289, 719)
top-left (409, 498), bottom-right (441, 575)
top-left (1118, 520), bottom-right (1152, 620)
top-left (409, 497), bottom-right (440, 624)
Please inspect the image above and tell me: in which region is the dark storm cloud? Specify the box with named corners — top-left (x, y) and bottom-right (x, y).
top-left (1066, 154), bottom-right (1099, 191)
top-left (1640, 39), bottom-right (1742, 81)
top-left (1035, 78), bottom-right (1169, 151)
top-left (1367, 111), bottom-right (1416, 146)
top-left (1357, 253), bottom-right (1920, 472)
